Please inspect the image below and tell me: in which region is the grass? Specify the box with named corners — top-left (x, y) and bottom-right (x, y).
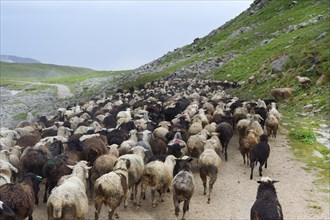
top-left (0, 62), bottom-right (94, 79)
top-left (13, 113), bottom-right (27, 120)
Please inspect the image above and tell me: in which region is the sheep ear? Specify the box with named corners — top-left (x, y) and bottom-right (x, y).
top-left (257, 181), bottom-right (261, 184)
top-left (272, 180), bottom-right (280, 184)
top-left (86, 166), bottom-right (92, 170)
top-left (67, 165), bottom-right (75, 170)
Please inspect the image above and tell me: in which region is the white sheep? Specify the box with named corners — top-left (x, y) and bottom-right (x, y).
top-left (47, 160), bottom-right (91, 220)
top-left (296, 75), bottom-right (311, 87)
top-left (118, 129), bottom-right (138, 156)
top-left (138, 155), bottom-right (177, 208)
top-left (153, 121), bottom-right (171, 142)
top-left (188, 115), bottom-right (203, 135)
top-left (94, 158), bottom-right (131, 220)
top-left (118, 146), bottom-right (146, 206)
top-left (198, 142), bottom-right (221, 204)
top-left (187, 129), bottom-right (210, 158)
top-left (268, 102), bottom-right (281, 120)
top-left (0, 160), bottom-right (18, 186)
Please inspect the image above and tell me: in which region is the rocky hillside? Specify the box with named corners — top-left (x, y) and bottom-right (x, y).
top-left (122, 0), bottom-right (329, 113)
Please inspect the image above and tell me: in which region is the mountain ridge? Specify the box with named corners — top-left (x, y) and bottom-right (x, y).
top-left (0, 54), bottom-right (41, 64)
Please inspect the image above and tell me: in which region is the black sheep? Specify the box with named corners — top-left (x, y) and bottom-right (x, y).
top-left (251, 177), bottom-right (283, 220)
top-left (250, 134), bottom-right (270, 180)
top-left (216, 122), bottom-right (233, 161)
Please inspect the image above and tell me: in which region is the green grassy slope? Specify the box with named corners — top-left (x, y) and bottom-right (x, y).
top-left (0, 62), bottom-right (95, 81)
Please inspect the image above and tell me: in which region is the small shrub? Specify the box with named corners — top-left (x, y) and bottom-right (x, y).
top-left (290, 129), bottom-right (316, 144)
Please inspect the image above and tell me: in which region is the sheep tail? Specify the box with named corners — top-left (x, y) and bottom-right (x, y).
top-left (200, 164), bottom-right (218, 177)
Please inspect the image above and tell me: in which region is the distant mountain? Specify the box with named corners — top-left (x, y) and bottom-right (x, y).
top-left (0, 55), bottom-right (41, 64)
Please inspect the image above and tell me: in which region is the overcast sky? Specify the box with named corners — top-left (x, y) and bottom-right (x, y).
top-left (1, 1), bottom-right (253, 71)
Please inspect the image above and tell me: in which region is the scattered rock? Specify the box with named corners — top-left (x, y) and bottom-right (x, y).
top-left (313, 150), bottom-right (323, 159)
top-left (271, 55), bottom-right (290, 73)
top-left (316, 32), bottom-right (327, 41)
top-left (316, 75), bottom-right (327, 86)
top-left (302, 104), bottom-right (315, 112)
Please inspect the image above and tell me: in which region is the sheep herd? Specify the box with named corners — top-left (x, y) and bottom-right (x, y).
top-left (0, 78), bottom-right (284, 220)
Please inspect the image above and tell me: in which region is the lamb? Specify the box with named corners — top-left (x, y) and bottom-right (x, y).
top-left (250, 177), bottom-right (283, 220)
top-left (268, 102), bottom-right (281, 120)
top-left (172, 156), bottom-right (194, 220)
top-left (216, 122), bottom-right (234, 161)
top-left (265, 113), bottom-right (279, 138)
top-left (250, 134), bottom-right (270, 180)
top-left (118, 146), bottom-right (146, 206)
top-left (138, 155), bottom-right (176, 208)
top-left (296, 75), bottom-right (311, 87)
top-left (198, 142), bottom-right (221, 204)
top-left (94, 158), bottom-right (131, 220)
top-left (0, 172), bottom-right (42, 220)
top-left (47, 161), bottom-right (91, 220)
top-left (270, 88), bottom-right (292, 101)
top-left (0, 160), bottom-right (18, 186)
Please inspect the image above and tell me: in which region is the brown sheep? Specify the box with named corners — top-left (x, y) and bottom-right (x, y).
top-left (80, 135), bottom-right (108, 166)
top-left (265, 114), bottom-right (279, 138)
top-left (239, 130), bottom-right (260, 165)
top-left (0, 173), bottom-right (42, 220)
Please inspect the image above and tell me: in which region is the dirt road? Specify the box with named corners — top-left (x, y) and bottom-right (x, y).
top-left (8, 81), bottom-right (73, 99)
top-left (32, 130), bottom-right (329, 220)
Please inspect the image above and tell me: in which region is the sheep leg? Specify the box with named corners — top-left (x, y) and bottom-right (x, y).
top-left (43, 181), bottom-right (49, 203)
top-left (173, 195), bottom-right (180, 217)
top-left (182, 200), bottom-right (189, 220)
top-left (114, 209), bottom-right (119, 218)
top-left (94, 198), bottom-right (102, 220)
top-left (208, 175), bottom-right (217, 204)
top-left (265, 160), bottom-right (268, 169)
top-left (224, 144), bottom-right (228, 161)
top-left (158, 189), bottom-right (164, 202)
top-left (259, 162), bottom-right (264, 177)
top-left (133, 184), bottom-right (138, 205)
top-left (151, 189), bottom-right (157, 207)
top-left (250, 160), bottom-right (255, 180)
top-left (138, 182), bottom-right (147, 207)
top-left (108, 207), bottom-right (116, 220)
top-left (200, 171), bottom-right (207, 195)
top-left (130, 188), bottom-right (134, 200)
